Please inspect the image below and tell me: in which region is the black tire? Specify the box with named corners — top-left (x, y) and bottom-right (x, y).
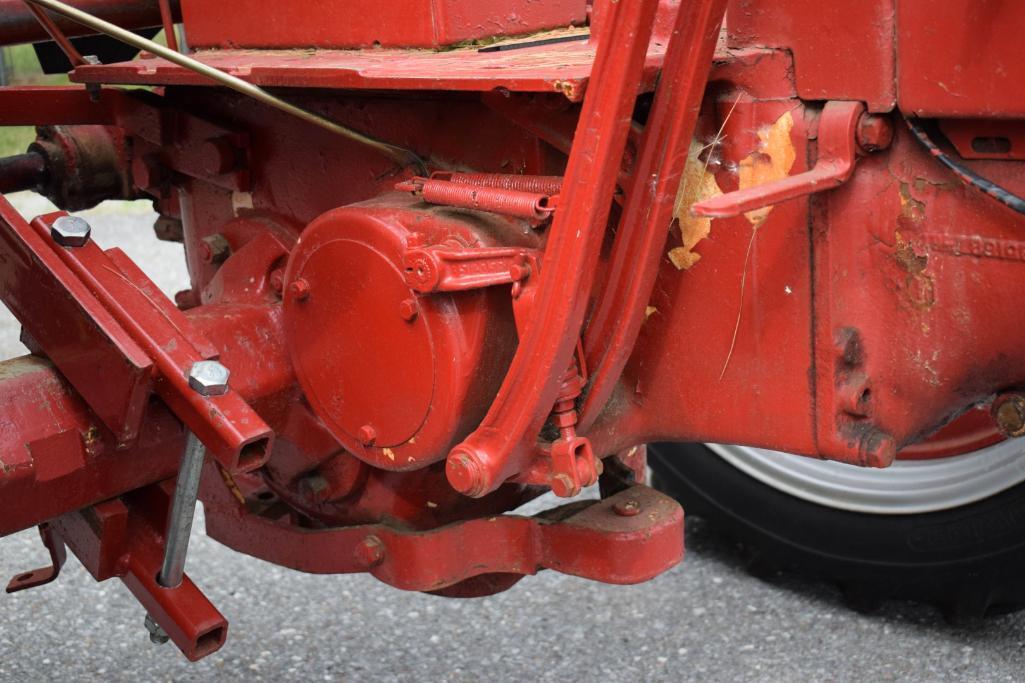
top-left (648, 442), bottom-right (1025, 619)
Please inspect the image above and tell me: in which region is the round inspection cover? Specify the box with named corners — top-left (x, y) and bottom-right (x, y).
top-left (287, 238), bottom-right (435, 448)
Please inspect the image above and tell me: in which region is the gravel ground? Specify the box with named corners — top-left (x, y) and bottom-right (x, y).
top-left (1, 195), bottom-right (1024, 682)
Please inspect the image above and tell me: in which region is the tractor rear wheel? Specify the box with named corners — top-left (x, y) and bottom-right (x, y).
top-left (649, 433), bottom-right (1025, 619)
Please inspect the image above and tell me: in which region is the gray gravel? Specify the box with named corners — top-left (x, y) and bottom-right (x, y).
top-left (1, 195), bottom-right (1024, 682)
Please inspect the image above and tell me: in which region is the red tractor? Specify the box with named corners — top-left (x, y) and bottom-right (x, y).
top-left (1, 0), bottom-right (1024, 659)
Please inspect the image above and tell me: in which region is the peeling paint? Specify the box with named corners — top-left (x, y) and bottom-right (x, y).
top-left (899, 182), bottom-right (926, 222)
top-left (737, 110), bottom-right (796, 226)
top-left (895, 230), bottom-right (935, 310)
top-left (668, 140), bottom-right (723, 270)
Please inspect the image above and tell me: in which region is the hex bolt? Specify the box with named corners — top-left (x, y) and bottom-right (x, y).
top-left (613, 499), bottom-right (642, 517)
top-left (50, 215), bottom-right (91, 247)
top-left (993, 394), bottom-right (1025, 438)
top-left (355, 535), bottom-right (386, 568)
top-left (144, 359), bottom-right (231, 645)
top-left (856, 113), bottom-right (894, 153)
top-left (398, 298), bottom-right (419, 322)
top-left (288, 278), bottom-right (311, 302)
top-left (199, 234), bottom-right (231, 265)
top-left (144, 613), bottom-right (170, 645)
top-left (358, 424), bottom-right (377, 447)
top-left (187, 360), bottom-right (230, 396)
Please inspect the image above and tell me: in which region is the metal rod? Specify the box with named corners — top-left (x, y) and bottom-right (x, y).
top-left (22, 0), bottom-right (86, 66)
top-left (156, 0), bottom-right (177, 52)
top-left (157, 430), bottom-right (205, 588)
top-left (23, 0), bottom-right (426, 173)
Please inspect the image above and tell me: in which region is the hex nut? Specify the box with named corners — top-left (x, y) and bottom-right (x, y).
top-left (993, 394), bottom-right (1025, 438)
top-left (200, 234), bottom-right (232, 265)
top-left (856, 114), bottom-right (894, 153)
top-left (50, 215), bottom-right (91, 247)
top-left (144, 614), bottom-right (169, 645)
top-left (188, 360), bottom-right (230, 396)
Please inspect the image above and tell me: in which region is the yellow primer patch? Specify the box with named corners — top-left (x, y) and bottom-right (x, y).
top-left (383, 448), bottom-right (395, 461)
top-left (737, 110), bottom-right (796, 226)
top-left (668, 140), bottom-right (723, 270)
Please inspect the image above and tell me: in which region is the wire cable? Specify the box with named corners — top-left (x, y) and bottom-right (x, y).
top-left (905, 115), bottom-right (1025, 217)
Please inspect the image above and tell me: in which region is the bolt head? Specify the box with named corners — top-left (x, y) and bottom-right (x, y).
top-left (144, 614), bottom-right (169, 645)
top-left (355, 535), bottom-right (386, 567)
top-left (200, 234), bottom-right (231, 265)
top-left (994, 394), bottom-right (1025, 437)
top-left (509, 263), bottom-right (530, 281)
top-left (288, 278), bottom-right (311, 302)
top-left (613, 499), bottom-right (641, 517)
top-left (398, 298), bottom-right (419, 322)
top-left (188, 360), bottom-right (230, 396)
top-left (446, 451), bottom-right (486, 497)
top-left (50, 216), bottom-right (91, 247)
top-left (358, 424), bottom-right (377, 447)
top-left (856, 114), bottom-right (894, 153)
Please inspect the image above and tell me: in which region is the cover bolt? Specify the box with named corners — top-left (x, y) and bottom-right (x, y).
top-left (358, 424), bottom-right (377, 447)
top-left (398, 298), bottom-right (419, 322)
top-left (288, 278), bottom-right (311, 301)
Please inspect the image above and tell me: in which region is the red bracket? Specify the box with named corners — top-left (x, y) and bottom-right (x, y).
top-left (204, 477), bottom-right (684, 593)
top-left (403, 242), bottom-right (540, 293)
top-left (0, 197), bottom-right (272, 472)
top-left (691, 100), bottom-right (866, 219)
top-left (51, 484), bottom-right (228, 661)
top-left (5, 523), bottom-right (67, 593)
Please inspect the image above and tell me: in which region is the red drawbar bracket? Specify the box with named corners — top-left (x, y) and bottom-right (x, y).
top-left (691, 100), bottom-right (866, 219)
top-left (0, 197), bottom-right (272, 472)
top-left (51, 483), bottom-right (228, 662)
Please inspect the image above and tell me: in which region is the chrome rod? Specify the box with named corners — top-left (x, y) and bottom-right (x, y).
top-left (158, 430), bottom-right (205, 588)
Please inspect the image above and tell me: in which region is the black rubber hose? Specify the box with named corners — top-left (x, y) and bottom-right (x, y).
top-left (905, 116), bottom-right (1025, 217)
top-left (0, 152), bottom-right (46, 194)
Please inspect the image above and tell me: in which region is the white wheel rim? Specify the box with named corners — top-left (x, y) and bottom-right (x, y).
top-left (710, 440), bottom-right (1025, 515)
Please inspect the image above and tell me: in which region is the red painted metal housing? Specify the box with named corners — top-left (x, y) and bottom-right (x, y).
top-left (2, 0), bottom-right (1025, 662)
top-left (180, 0), bottom-right (586, 50)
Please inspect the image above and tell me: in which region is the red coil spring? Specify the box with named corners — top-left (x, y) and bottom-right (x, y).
top-left (398, 177), bottom-right (554, 221)
top-left (431, 172), bottom-right (564, 196)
